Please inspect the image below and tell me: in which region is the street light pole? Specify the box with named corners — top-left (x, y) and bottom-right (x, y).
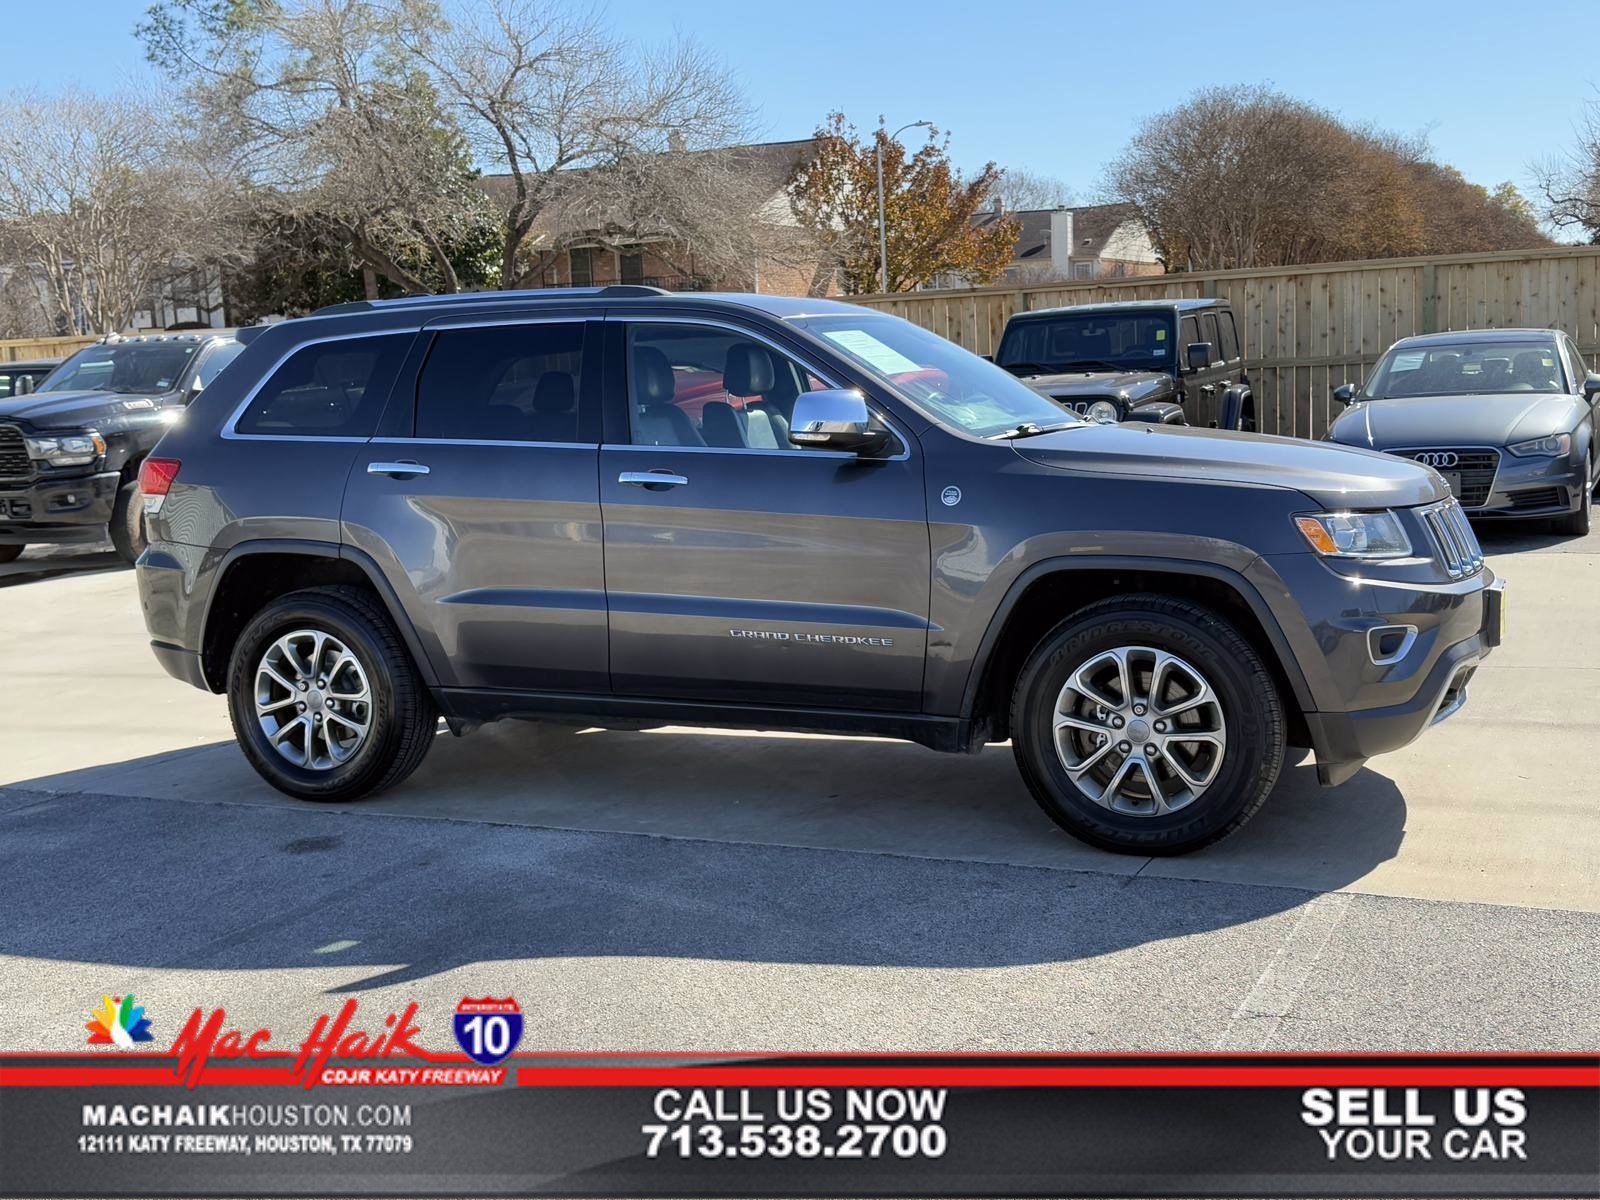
top-left (877, 120), bottom-right (931, 294)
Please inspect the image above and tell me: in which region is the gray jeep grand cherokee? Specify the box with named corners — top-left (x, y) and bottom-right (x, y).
top-left (135, 287), bottom-right (1504, 855)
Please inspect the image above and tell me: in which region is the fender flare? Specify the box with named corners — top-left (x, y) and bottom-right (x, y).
top-left (957, 553), bottom-right (1316, 721)
top-left (199, 538), bottom-right (440, 689)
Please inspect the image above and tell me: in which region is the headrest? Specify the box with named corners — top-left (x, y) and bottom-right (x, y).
top-left (532, 371), bottom-right (575, 413)
top-left (633, 347), bottom-right (677, 405)
top-left (724, 344), bottom-right (775, 396)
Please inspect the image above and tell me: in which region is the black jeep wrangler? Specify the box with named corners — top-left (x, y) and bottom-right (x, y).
top-left (993, 299), bottom-right (1256, 431)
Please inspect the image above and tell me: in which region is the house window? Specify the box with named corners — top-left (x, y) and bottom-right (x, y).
top-left (1072, 262), bottom-right (1093, 280)
top-left (620, 251), bottom-right (645, 286)
top-left (569, 247), bottom-right (595, 287)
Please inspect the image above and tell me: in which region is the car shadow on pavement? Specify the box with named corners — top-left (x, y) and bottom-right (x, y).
top-left (0, 723), bottom-right (1407, 990)
top-left (0, 544), bottom-right (125, 589)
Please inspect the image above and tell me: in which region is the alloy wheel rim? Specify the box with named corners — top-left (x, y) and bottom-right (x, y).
top-left (1051, 645), bottom-right (1227, 817)
top-left (254, 629), bottom-right (372, 771)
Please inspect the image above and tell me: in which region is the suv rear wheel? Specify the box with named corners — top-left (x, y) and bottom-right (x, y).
top-left (227, 586), bottom-right (437, 801)
top-left (1010, 594), bottom-right (1286, 855)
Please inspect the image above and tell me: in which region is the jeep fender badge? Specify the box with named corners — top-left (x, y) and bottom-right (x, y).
top-left (940, 486), bottom-right (962, 507)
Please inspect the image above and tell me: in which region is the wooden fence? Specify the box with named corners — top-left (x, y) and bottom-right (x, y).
top-left (0, 334), bottom-right (96, 364)
top-left (852, 244), bottom-right (1600, 439)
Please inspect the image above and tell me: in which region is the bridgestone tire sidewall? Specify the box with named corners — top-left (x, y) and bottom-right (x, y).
top-left (1012, 600), bottom-right (1285, 854)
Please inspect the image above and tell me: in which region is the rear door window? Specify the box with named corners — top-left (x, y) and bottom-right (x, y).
top-left (414, 322), bottom-right (590, 443)
top-left (1198, 313), bottom-right (1222, 365)
top-left (233, 334), bottom-right (411, 437)
top-left (1217, 312), bottom-right (1241, 362)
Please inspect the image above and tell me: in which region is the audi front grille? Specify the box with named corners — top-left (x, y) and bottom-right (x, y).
top-left (1419, 498), bottom-right (1484, 579)
top-left (1394, 448), bottom-right (1500, 508)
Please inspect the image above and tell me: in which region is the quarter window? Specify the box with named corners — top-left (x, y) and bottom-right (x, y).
top-left (415, 323), bottom-right (589, 443)
top-left (233, 334), bottom-right (409, 437)
top-left (625, 324), bottom-right (827, 451)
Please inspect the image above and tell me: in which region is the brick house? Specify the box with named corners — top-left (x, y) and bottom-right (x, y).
top-left (478, 138), bottom-right (832, 296)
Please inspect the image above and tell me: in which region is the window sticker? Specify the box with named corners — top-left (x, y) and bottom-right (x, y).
top-left (1154, 329), bottom-right (1166, 341)
top-left (1390, 351), bottom-right (1425, 371)
top-left (821, 329), bottom-right (922, 375)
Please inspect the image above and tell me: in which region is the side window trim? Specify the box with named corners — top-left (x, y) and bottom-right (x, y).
top-left (222, 329), bottom-right (420, 442)
top-left (607, 315), bottom-right (911, 461)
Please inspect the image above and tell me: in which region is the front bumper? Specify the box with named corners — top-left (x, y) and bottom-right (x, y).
top-left (1264, 549), bottom-right (1503, 786)
top-left (1465, 452), bottom-right (1588, 519)
top-left (0, 469), bottom-right (119, 544)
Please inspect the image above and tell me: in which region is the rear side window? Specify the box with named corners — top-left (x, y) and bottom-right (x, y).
top-left (415, 322), bottom-right (589, 443)
top-left (234, 334), bottom-right (410, 437)
top-left (1218, 312), bottom-right (1240, 361)
top-left (1198, 313), bottom-right (1221, 364)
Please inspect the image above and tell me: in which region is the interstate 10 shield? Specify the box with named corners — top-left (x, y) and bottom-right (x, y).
top-left (453, 997), bottom-right (523, 1065)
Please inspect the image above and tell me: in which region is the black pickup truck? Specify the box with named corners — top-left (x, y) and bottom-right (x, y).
top-left (0, 331), bottom-right (242, 564)
top-left (993, 298), bottom-right (1257, 431)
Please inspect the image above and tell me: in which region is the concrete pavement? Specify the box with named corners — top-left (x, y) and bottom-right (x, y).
top-left (1, 523), bottom-right (1596, 1052)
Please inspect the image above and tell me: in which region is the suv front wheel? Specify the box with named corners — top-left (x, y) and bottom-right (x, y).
top-left (1010, 594), bottom-right (1286, 855)
top-left (227, 587), bottom-right (437, 801)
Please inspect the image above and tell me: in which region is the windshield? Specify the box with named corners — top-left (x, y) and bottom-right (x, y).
top-left (1362, 341), bottom-right (1566, 399)
top-left (996, 311), bottom-right (1175, 374)
top-left (790, 313), bottom-right (1079, 438)
top-left (40, 342), bottom-right (202, 395)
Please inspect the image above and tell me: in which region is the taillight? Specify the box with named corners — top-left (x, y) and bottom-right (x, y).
top-left (138, 457), bottom-right (181, 517)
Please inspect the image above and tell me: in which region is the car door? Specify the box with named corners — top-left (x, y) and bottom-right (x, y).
top-left (340, 313), bottom-right (610, 694)
top-left (598, 316), bottom-right (931, 712)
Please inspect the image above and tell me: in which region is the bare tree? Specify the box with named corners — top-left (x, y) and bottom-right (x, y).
top-left (0, 87), bottom-right (236, 334)
top-left (1536, 95), bottom-right (1600, 238)
top-left (1111, 86), bottom-right (1545, 271)
top-left (995, 168), bottom-right (1076, 211)
top-left (140, 0), bottom-right (499, 295)
top-left (406, 0), bottom-right (755, 288)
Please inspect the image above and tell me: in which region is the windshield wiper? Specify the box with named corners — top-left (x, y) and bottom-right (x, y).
top-left (990, 420), bottom-right (1082, 441)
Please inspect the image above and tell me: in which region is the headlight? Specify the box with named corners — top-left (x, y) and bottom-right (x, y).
top-left (1293, 510), bottom-right (1412, 558)
top-left (1086, 400), bottom-right (1119, 423)
top-left (1506, 433), bottom-right (1572, 458)
top-left (24, 431), bottom-right (106, 467)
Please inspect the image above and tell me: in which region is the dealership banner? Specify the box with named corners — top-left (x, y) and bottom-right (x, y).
top-left (1, 1003), bottom-right (1596, 1197)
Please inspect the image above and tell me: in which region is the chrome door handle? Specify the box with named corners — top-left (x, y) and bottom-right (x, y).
top-left (367, 461), bottom-right (430, 477)
top-left (619, 470), bottom-right (689, 490)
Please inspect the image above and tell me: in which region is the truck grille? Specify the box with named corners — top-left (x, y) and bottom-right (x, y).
top-left (1393, 448), bottom-right (1499, 508)
top-left (0, 425), bottom-right (31, 481)
top-left (1419, 498), bottom-right (1484, 579)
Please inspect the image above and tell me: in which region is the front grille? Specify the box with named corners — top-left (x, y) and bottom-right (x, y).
top-left (1050, 393), bottom-right (1116, 416)
top-left (1393, 448), bottom-right (1499, 508)
top-left (0, 425), bottom-right (31, 481)
top-left (1507, 486), bottom-right (1565, 510)
top-left (1419, 498), bottom-right (1484, 578)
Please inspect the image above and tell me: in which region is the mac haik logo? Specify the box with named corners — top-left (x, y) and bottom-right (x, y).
top-left (85, 994), bottom-right (155, 1047)
top-left (170, 998), bottom-right (425, 1088)
top-left (453, 997), bottom-right (523, 1066)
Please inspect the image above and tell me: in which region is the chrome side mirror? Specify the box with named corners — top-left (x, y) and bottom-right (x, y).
top-left (789, 389), bottom-right (890, 455)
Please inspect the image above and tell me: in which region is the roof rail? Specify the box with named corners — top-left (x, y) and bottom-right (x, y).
top-left (311, 284), bottom-right (670, 317)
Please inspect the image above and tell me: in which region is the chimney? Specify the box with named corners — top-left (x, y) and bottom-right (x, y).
top-left (668, 130), bottom-right (687, 153)
top-left (1050, 207), bottom-right (1074, 278)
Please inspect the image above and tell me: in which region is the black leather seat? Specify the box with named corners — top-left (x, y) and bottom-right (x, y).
top-left (631, 346), bottom-right (702, 446)
top-left (700, 400), bottom-right (746, 447)
top-left (526, 371), bottom-right (577, 442)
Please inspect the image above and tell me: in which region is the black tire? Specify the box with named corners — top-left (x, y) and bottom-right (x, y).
top-left (1554, 455), bottom-right (1592, 537)
top-left (0, 544), bottom-right (23, 564)
top-left (109, 479), bottom-right (146, 564)
top-left (1010, 593), bottom-right (1286, 855)
top-left (227, 586), bottom-right (437, 802)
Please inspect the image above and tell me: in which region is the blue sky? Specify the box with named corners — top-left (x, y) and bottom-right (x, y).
top-left (10, 0), bottom-right (1596, 218)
